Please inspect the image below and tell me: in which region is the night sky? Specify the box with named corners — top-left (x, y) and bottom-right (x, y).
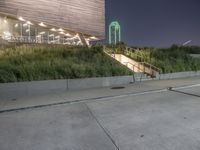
top-left (106, 0), bottom-right (200, 47)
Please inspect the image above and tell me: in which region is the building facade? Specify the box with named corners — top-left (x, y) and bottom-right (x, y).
top-left (0, 0), bottom-right (105, 45)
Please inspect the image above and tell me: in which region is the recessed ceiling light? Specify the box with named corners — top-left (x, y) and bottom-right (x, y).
top-left (51, 28), bottom-right (56, 31)
top-left (59, 31), bottom-right (65, 34)
top-left (18, 17), bottom-right (25, 21)
top-left (39, 22), bottom-right (47, 27)
top-left (65, 33), bottom-right (71, 37)
top-left (90, 36), bottom-right (98, 40)
top-left (4, 19), bottom-right (7, 23)
top-left (58, 28), bottom-right (64, 32)
top-left (27, 21), bottom-right (33, 25)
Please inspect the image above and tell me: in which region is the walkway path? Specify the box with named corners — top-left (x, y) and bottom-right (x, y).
top-left (0, 77), bottom-right (200, 150)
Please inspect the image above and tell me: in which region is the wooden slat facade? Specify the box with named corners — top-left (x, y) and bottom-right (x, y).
top-left (0, 0), bottom-right (105, 39)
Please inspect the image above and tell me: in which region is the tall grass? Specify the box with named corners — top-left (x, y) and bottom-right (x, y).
top-left (107, 44), bottom-right (200, 73)
top-left (134, 46), bottom-right (200, 73)
top-left (0, 44), bottom-right (132, 83)
top-left (146, 46), bottom-right (200, 73)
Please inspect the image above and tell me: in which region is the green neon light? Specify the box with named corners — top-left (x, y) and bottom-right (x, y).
top-left (109, 21), bottom-right (121, 45)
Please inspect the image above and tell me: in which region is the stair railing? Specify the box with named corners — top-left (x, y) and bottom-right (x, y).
top-left (104, 48), bottom-right (162, 78)
top-left (124, 49), bottom-right (162, 75)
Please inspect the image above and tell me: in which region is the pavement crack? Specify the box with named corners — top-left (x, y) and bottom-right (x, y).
top-left (84, 103), bottom-right (120, 150)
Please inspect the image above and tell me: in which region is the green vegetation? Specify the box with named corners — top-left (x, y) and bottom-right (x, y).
top-left (0, 44), bottom-right (132, 83)
top-left (145, 46), bottom-right (200, 73)
top-left (106, 43), bottom-right (200, 73)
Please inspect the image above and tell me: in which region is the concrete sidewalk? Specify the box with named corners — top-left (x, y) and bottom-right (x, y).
top-left (0, 77), bottom-right (200, 150)
top-left (0, 77), bottom-right (200, 112)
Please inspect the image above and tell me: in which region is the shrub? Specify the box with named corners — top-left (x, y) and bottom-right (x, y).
top-left (0, 44), bottom-right (132, 83)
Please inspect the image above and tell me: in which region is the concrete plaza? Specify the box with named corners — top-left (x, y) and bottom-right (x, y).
top-left (0, 77), bottom-right (200, 150)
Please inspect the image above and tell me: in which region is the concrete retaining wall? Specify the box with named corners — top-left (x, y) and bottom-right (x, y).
top-left (159, 71), bottom-right (200, 80)
top-left (134, 71), bottom-right (200, 82)
top-left (134, 71), bottom-right (200, 81)
top-left (1, 71), bottom-right (200, 100)
top-left (0, 76), bottom-right (134, 100)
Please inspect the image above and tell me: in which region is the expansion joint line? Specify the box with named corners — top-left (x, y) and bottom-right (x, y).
top-left (0, 89), bottom-right (167, 114)
top-left (167, 87), bottom-right (200, 98)
top-left (84, 103), bottom-right (120, 150)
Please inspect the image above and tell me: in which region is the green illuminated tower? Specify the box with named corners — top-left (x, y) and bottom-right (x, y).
top-left (109, 21), bottom-right (121, 45)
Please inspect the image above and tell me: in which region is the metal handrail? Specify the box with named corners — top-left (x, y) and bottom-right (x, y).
top-left (123, 60), bottom-right (159, 78)
top-left (123, 61), bottom-right (145, 73)
top-left (125, 49), bottom-right (144, 61)
top-left (104, 48), bottom-right (161, 77)
top-left (124, 61), bottom-right (154, 81)
top-left (141, 62), bottom-right (162, 73)
top-left (123, 49), bottom-right (162, 73)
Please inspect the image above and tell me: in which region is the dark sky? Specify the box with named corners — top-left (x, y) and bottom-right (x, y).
top-left (106, 0), bottom-right (200, 47)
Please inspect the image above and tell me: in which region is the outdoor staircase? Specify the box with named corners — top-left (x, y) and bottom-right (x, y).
top-left (104, 49), bottom-right (162, 80)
